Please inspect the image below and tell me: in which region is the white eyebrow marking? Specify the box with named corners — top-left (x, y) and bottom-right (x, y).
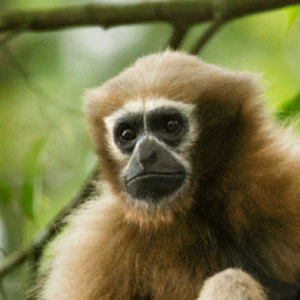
top-left (143, 101), bottom-right (147, 132)
top-left (104, 101), bottom-right (144, 133)
top-left (104, 98), bottom-right (196, 131)
top-left (144, 98), bottom-right (196, 117)
top-left (104, 98), bottom-right (197, 163)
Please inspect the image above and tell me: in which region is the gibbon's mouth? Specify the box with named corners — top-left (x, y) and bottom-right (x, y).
top-left (126, 172), bottom-right (186, 201)
top-left (127, 172), bottom-right (184, 184)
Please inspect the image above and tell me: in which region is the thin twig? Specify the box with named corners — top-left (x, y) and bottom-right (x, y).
top-left (3, 48), bottom-right (82, 118)
top-left (0, 166), bottom-right (99, 279)
top-left (0, 22), bottom-right (28, 48)
top-left (168, 25), bottom-right (190, 50)
top-left (0, 251), bottom-right (8, 300)
top-left (0, 285), bottom-right (8, 300)
top-left (190, 15), bottom-right (226, 55)
top-left (0, 30), bottom-right (21, 48)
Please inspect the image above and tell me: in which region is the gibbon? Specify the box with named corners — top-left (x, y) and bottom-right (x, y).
top-left (36, 50), bottom-right (300, 300)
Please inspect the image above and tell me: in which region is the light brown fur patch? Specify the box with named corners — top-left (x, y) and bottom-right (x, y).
top-left (35, 50), bottom-right (300, 300)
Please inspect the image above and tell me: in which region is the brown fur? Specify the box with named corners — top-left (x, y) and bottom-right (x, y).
top-left (36, 51), bottom-right (300, 300)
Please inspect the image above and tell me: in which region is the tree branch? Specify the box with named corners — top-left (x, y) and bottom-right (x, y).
top-left (168, 25), bottom-right (190, 50)
top-left (0, 0), bottom-right (299, 33)
top-left (0, 167), bottom-right (99, 279)
top-left (190, 15), bottom-right (226, 55)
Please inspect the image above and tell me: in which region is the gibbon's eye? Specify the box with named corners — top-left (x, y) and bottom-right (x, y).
top-left (120, 127), bottom-right (136, 142)
top-left (165, 119), bottom-right (181, 134)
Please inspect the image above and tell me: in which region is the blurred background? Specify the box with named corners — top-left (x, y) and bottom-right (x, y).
top-left (0, 0), bottom-right (300, 299)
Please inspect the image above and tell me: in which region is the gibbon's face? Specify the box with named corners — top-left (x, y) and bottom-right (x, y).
top-left (85, 50), bottom-right (257, 216)
top-left (104, 98), bottom-right (197, 204)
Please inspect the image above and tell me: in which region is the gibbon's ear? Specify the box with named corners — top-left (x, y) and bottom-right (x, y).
top-left (83, 87), bottom-right (104, 147)
top-left (83, 87), bottom-right (98, 119)
top-left (83, 86), bottom-right (108, 123)
top-left (83, 85), bottom-right (124, 145)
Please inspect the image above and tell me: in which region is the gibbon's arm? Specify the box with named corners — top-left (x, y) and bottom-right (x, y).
top-left (35, 50), bottom-right (300, 300)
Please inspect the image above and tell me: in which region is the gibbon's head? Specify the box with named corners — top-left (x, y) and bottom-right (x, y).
top-left (84, 50), bottom-right (258, 224)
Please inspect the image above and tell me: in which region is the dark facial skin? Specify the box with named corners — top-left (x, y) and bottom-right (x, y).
top-left (114, 108), bottom-right (188, 201)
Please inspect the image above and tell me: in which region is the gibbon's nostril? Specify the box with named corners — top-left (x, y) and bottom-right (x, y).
top-left (138, 148), bottom-right (158, 167)
top-left (136, 138), bottom-right (160, 168)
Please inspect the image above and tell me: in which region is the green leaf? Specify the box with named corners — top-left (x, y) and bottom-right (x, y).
top-left (24, 137), bottom-right (47, 180)
top-left (21, 136), bottom-right (48, 219)
top-left (21, 179), bottom-right (34, 219)
top-left (285, 6), bottom-right (300, 33)
top-left (275, 90), bottom-right (300, 120)
top-left (0, 184), bottom-right (12, 205)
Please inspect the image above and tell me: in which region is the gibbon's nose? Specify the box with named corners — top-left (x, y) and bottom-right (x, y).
top-left (137, 138), bottom-right (159, 168)
top-left (136, 137), bottom-right (183, 173)
top-left (126, 136), bottom-right (186, 201)
top-left (127, 136), bottom-right (186, 181)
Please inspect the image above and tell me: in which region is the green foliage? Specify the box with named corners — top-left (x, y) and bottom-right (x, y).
top-left (0, 184), bottom-right (12, 205)
top-left (275, 90), bottom-right (300, 120)
top-left (21, 137), bottom-right (47, 219)
top-left (21, 180), bottom-right (35, 219)
top-left (285, 5), bottom-right (300, 33)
